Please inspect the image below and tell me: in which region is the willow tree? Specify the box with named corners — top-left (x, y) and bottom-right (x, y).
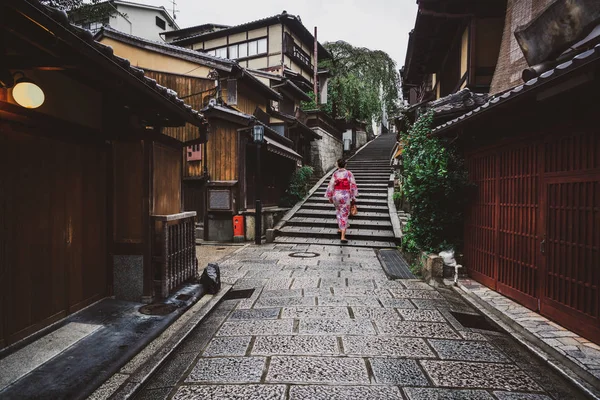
top-left (320, 41), bottom-right (400, 123)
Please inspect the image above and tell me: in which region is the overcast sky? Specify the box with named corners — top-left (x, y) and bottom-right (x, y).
top-left (143, 0), bottom-right (418, 70)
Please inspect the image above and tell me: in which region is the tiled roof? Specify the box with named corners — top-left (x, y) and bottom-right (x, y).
top-left (17, 0), bottom-right (206, 126)
top-left (428, 88), bottom-right (488, 117)
top-left (96, 27), bottom-right (235, 71)
top-left (432, 42), bottom-right (600, 136)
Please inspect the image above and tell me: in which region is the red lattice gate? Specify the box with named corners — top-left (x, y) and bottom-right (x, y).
top-left (464, 132), bottom-right (600, 343)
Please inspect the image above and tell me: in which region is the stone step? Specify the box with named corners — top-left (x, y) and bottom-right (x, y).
top-left (273, 236), bottom-right (397, 248)
top-left (313, 191), bottom-right (387, 199)
top-left (307, 197), bottom-right (388, 205)
top-left (287, 217), bottom-right (392, 229)
top-left (278, 225), bottom-right (395, 241)
top-left (294, 209), bottom-right (390, 220)
top-left (301, 202), bottom-right (389, 211)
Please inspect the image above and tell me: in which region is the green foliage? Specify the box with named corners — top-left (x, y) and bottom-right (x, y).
top-left (280, 166), bottom-right (314, 207)
top-left (300, 91), bottom-right (332, 115)
top-left (320, 41), bottom-right (400, 123)
top-left (41, 0), bottom-right (117, 24)
top-left (392, 189), bottom-right (403, 207)
top-left (400, 112), bottom-right (472, 254)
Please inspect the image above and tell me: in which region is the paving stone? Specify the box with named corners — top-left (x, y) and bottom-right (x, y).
top-left (305, 264), bottom-right (353, 271)
top-left (292, 270), bottom-right (340, 278)
top-left (252, 335), bottom-right (339, 356)
top-left (229, 308), bottom-right (280, 320)
top-left (173, 384), bottom-right (286, 400)
top-left (370, 358), bottom-right (429, 385)
top-left (253, 296), bottom-right (315, 308)
top-left (333, 288), bottom-right (392, 298)
top-left (263, 278), bottom-right (294, 290)
top-left (398, 309), bottom-right (446, 322)
top-left (320, 278), bottom-right (348, 288)
top-left (428, 339), bottom-right (509, 363)
top-left (289, 385), bottom-right (403, 400)
top-left (411, 299), bottom-right (455, 309)
top-left (233, 279), bottom-right (268, 289)
top-left (376, 321), bottom-right (460, 339)
top-left (217, 320), bottom-right (294, 336)
top-left (420, 360), bottom-right (543, 391)
top-left (244, 270), bottom-right (290, 279)
top-left (291, 277), bottom-right (320, 289)
top-left (343, 336), bottom-right (435, 357)
top-left (203, 337), bottom-right (252, 356)
top-left (299, 318), bottom-right (376, 335)
top-left (281, 306), bottom-right (350, 319)
top-left (389, 289), bottom-right (444, 299)
top-left (375, 280), bottom-right (408, 289)
top-left (266, 356), bottom-right (369, 384)
top-left (302, 288), bottom-right (335, 297)
top-left (404, 388), bottom-right (494, 400)
top-left (493, 392), bottom-right (552, 400)
top-left (351, 307), bottom-right (401, 320)
top-left (380, 298), bottom-right (416, 309)
top-left (259, 289), bottom-right (302, 298)
top-left (185, 357), bottom-right (266, 383)
top-left (318, 295), bottom-right (381, 307)
top-left (346, 278), bottom-right (376, 289)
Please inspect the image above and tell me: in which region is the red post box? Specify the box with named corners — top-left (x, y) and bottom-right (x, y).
top-left (233, 215), bottom-right (244, 241)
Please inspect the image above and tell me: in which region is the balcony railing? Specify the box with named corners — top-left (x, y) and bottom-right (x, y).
top-left (152, 212), bottom-right (197, 298)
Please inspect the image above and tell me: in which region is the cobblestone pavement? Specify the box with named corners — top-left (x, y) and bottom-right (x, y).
top-left (134, 244), bottom-right (587, 400)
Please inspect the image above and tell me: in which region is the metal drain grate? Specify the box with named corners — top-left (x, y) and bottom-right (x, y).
top-left (223, 289), bottom-right (255, 300)
top-left (378, 249), bottom-right (415, 279)
top-left (289, 252), bottom-right (320, 258)
top-left (449, 311), bottom-right (505, 333)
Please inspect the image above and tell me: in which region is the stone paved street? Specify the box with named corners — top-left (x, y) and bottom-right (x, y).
top-left (134, 244), bottom-right (587, 400)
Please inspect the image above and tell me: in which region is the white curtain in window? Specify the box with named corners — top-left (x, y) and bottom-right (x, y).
top-left (238, 42), bottom-right (248, 58)
top-left (229, 45), bottom-right (238, 59)
top-left (248, 40), bottom-right (258, 56)
top-left (257, 38), bottom-right (267, 54)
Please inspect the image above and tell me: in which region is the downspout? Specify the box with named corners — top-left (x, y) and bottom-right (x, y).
top-left (313, 26), bottom-right (318, 102)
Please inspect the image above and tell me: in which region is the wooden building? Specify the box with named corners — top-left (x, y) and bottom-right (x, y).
top-left (0, 0), bottom-right (205, 349)
top-left (95, 28), bottom-right (304, 241)
top-left (403, 0), bottom-right (600, 343)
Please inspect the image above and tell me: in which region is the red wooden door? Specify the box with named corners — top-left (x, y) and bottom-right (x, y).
top-left (540, 174), bottom-right (600, 342)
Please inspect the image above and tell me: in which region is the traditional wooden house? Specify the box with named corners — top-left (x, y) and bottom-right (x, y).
top-left (95, 28), bottom-right (303, 241)
top-left (0, 0), bottom-right (207, 349)
top-left (404, 0), bottom-right (600, 343)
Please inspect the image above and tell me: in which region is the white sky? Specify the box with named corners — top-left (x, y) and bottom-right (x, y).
top-left (143, 0), bottom-right (418, 71)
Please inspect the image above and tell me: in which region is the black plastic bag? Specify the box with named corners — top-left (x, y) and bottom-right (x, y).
top-left (200, 263), bottom-right (221, 294)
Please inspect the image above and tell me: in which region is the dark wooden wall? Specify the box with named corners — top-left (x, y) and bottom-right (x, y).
top-left (145, 70), bottom-right (215, 144)
top-left (113, 141), bottom-right (144, 243)
top-left (153, 143), bottom-right (182, 215)
top-left (206, 120), bottom-right (239, 182)
top-left (0, 120), bottom-right (108, 347)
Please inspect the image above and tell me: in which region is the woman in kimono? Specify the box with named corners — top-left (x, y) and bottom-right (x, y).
top-left (325, 158), bottom-right (358, 243)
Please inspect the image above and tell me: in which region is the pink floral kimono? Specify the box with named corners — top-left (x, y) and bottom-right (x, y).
top-left (325, 169), bottom-right (358, 230)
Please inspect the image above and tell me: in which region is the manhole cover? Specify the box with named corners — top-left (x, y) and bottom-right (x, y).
top-left (176, 294), bottom-right (192, 301)
top-left (288, 252), bottom-right (320, 258)
top-left (449, 311), bottom-right (505, 333)
top-left (223, 289), bottom-right (255, 300)
top-left (139, 303), bottom-right (178, 316)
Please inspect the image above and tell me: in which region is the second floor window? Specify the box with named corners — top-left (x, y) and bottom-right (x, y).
top-left (206, 38), bottom-right (267, 60)
top-left (155, 16), bottom-right (166, 30)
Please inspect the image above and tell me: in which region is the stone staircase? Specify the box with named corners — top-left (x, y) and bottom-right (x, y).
top-left (275, 133), bottom-right (398, 248)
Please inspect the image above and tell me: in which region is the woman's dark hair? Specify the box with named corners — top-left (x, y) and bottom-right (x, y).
top-left (337, 158), bottom-right (347, 168)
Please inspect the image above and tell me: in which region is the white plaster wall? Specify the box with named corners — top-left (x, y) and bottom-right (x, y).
top-left (113, 5), bottom-right (176, 41)
top-left (310, 127), bottom-right (343, 177)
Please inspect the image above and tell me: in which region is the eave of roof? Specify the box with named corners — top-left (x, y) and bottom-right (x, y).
top-left (272, 79), bottom-right (311, 102)
top-left (170, 12), bottom-right (331, 60)
top-left (431, 43), bottom-right (600, 136)
top-left (96, 27), bottom-right (234, 72)
top-left (162, 23), bottom-right (230, 40)
top-left (10, 0), bottom-right (206, 129)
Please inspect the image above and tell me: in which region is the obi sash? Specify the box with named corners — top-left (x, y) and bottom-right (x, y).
top-left (334, 178), bottom-right (350, 190)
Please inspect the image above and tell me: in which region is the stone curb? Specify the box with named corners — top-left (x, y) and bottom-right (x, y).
top-left (450, 281), bottom-right (600, 400)
top-left (387, 179), bottom-right (403, 243)
top-left (88, 284), bottom-right (233, 400)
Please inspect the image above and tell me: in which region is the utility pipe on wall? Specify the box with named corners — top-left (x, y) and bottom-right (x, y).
top-left (314, 26), bottom-right (318, 103)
